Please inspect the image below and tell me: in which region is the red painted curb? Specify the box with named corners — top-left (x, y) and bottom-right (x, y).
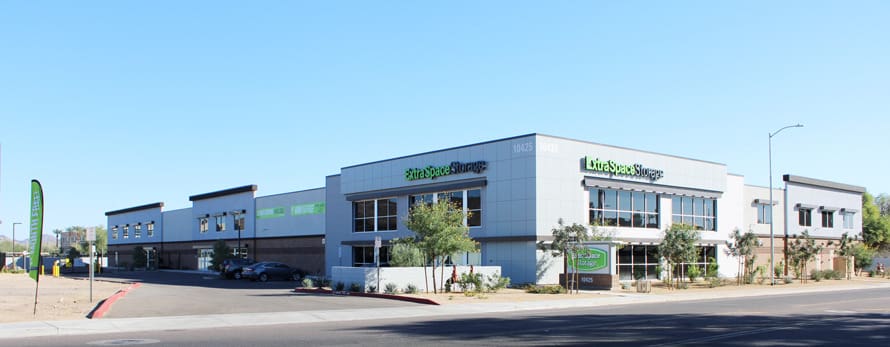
top-left (89, 282), bottom-right (142, 319)
top-left (293, 287), bottom-right (440, 305)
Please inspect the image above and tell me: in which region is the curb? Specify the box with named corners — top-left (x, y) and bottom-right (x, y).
top-left (88, 282), bottom-right (142, 319)
top-left (293, 288), bottom-right (439, 305)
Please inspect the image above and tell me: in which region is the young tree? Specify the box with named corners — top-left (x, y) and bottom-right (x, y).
top-left (835, 232), bottom-right (856, 280)
top-left (786, 230), bottom-right (823, 283)
top-left (210, 240), bottom-right (232, 272)
top-left (403, 200), bottom-right (477, 294)
top-left (659, 223), bottom-right (700, 289)
top-left (536, 219), bottom-right (592, 294)
top-left (725, 228), bottom-right (759, 285)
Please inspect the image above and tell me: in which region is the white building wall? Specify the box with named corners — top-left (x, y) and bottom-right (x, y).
top-left (785, 182), bottom-right (862, 239)
top-left (255, 188), bottom-right (325, 238)
top-left (162, 208), bottom-right (192, 242)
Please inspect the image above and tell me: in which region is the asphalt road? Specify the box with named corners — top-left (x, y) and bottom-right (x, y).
top-left (88, 271), bottom-right (417, 318)
top-left (12, 287), bottom-right (890, 346)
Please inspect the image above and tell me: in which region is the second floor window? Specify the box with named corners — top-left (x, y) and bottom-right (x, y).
top-left (216, 215), bottom-right (226, 232)
top-left (843, 212), bottom-right (855, 229)
top-left (821, 211), bottom-right (834, 228)
top-left (134, 224), bottom-right (142, 238)
top-left (672, 196), bottom-right (716, 231)
top-left (111, 226), bottom-right (118, 240)
top-left (199, 218), bottom-right (209, 233)
top-left (799, 208), bottom-right (813, 227)
top-left (756, 203), bottom-right (772, 224)
top-left (147, 223), bottom-right (155, 237)
top-left (123, 225), bottom-right (129, 239)
top-left (589, 189), bottom-right (659, 228)
top-left (354, 198), bottom-right (398, 232)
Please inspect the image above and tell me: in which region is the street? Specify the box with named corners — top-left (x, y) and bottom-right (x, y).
top-left (10, 287), bottom-right (890, 346)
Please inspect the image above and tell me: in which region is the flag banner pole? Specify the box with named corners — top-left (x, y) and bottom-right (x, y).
top-left (29, 180), bottom-right (44, 316)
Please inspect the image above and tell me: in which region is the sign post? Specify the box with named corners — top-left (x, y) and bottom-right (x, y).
top-left (86, 227), bottom-right (96, 303)
top-left (374, 236), bottom-right (381, 293)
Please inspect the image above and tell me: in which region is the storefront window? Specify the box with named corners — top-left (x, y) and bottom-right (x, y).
top-left (354, 198), bottom-right (397, 232)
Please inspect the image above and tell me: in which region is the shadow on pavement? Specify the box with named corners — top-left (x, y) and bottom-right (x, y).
top-left (352, 312), bottom-right (890, 346)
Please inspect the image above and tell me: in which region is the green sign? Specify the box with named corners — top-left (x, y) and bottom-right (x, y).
top-left (292, 202), bottom-right (325, 216)
top-left (584, 156), bottom-right (663, 181)
top-left (405, 160), bottom-right (488, 181)
top-left (256, 207), bottom-right (286, 219)
top-left (567, 247), bottom-right (609, 272)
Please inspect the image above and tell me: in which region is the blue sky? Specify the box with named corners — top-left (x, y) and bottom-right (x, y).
top-left (1, 1), bottom-right (888, 239)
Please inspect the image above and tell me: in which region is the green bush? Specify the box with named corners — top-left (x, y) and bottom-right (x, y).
top-left (334, 281), bottom-right (345, 291)
top-left (301, 278), bottom-right (314, 288)
top-left (349, 283), bottom-right (361, 292)
top-left (367, 285), bottom-right (377, 293)
top-left (708, 276), bottom-right (725, 288)
top-left (524, 284), bottom-right (566, 294)
top-left (405, 283), bottom-right (418, 294)
top-left (384, 282), bottom-right (398, 294)
top-left (459, 273), bottom-right (483, 293)
top-left (783, 276), bottom-right (794, 284)
top-left (811, 269), bottom-right (823, 282)
top-left (687, 265), bottom-right (700, 283)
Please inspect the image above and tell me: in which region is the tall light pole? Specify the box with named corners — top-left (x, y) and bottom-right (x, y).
top-left (12, 222), bottom-right (22, 271)
top-left (231, 210), bottom-right (245, 258)
top-left (769, 124), bottom-right (803, 286)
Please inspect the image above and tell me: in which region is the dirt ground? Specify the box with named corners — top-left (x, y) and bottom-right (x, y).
top-left (402, 276), bottom-right (890, 305)
top-left (0, 273), bottom-right (128, 323)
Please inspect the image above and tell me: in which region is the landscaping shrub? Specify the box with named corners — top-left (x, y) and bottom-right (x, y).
top-left (485, 272), bottom-right (510, 293)
top-left (687, 265), bottom-right (700, 283)
top-left (384, 282), bottom-right (398, 294)
top-left (405, 283), bottom-right (418, 294)
top-left (783, 276), bottom-right (794, 284)
top-left (524, 284), bottom-right (566, 294)
top-left (301, 278), bottom-right (314, 288)
top-left (349, 282), bottom-right (361, 292)
top-left (334, 281), bottom-right (345, 291)
top-left (810, 269), bottom-right (823, 282)
top-left (367, 285), bottom-right (377, 293)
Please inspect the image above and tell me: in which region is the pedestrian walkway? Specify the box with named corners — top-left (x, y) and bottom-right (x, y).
top-left (1, 279), bottom-right (887, 340)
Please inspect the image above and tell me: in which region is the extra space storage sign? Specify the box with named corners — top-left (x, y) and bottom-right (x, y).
top-left (567, 246), bottom-right (610, 274)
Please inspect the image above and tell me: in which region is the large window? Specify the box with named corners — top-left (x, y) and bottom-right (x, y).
top-left (147, 223), bottom-right (154, 238)
top-left (111, 226), bottom-right (118, 240)
top-left (589, 189), bottom-right (659, 228)
top-left (821, 211), bottom-right (834, 228)
top-left (756, 203), bottom-right (772, 224)
top-left (353, 245), bottom-right (391, 267)
top-left (843, 212), bottom-right (855, 229)
top-left (799, 208), bottom-right (812, 227)
top-left (408, 188), bottom-right (483, 227)
top-left (353, 198), bottom-right (398, 232)
top-left (671, 196), bottom-right (716, 231)
top-left (123, 225), bottom-right (129, 239)
top-left (134, 224), bottom-right (142, 238)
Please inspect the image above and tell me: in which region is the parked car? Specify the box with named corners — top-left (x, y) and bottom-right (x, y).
top-left (220, 258), bottom-right (255, 280)
top-left (242, 261), bottom-right (304, 282)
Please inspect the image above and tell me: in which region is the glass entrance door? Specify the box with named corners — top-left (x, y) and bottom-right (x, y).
top-left (198, 248), bottom-right (213, 271)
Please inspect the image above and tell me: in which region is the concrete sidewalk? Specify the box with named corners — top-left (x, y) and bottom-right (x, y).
top-left (2, 279), bottom-right (888, 340)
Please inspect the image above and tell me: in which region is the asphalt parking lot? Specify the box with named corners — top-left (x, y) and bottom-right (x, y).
top-left (88, 270), bottom-right (418, 318)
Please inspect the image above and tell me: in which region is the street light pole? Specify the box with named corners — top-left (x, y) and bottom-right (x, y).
top-left (769, 124), bottom-right (803, 286)
top-left (12, 222), bottom-right (22, 271)
top-left (231, 210), bottom-right (244, 258)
